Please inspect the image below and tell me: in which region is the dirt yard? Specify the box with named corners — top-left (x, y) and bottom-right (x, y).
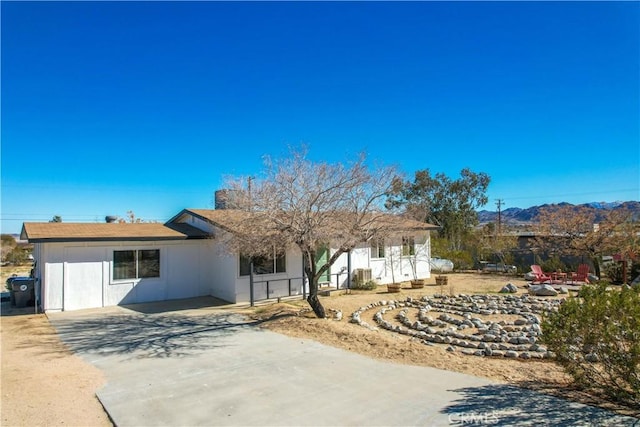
top-left (1, 309), bottom-right (111, 426)
top-left (0, 272), bottom-right (636, 425)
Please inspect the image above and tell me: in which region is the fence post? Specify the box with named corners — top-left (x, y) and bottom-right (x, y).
top-left (249, 258), bottom-right (255, 307)
top-left (347, 250), bottom-right (352, 289)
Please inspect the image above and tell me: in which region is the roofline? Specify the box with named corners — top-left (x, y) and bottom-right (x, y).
top-left (26, 236), bottom-right (191, 244)
top-left (404, 224), bottom-right (440, 231)
top-left (174, 208), bottom-right (440, 233)
top-left (165, 209), bottom-right (192, 225)
top-left (166, 208), bottom-right (214, 225)
top-left (167, 209), bottom-right (237, 234)
top-left (21, 221), bottom-right (208, 244)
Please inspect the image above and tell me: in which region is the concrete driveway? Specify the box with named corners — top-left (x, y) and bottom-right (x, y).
top-left (49, 299), bottom-right (637, 427)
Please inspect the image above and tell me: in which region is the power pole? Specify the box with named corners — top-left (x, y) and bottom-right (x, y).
top-left (495, 199), bottom-right (504, 236)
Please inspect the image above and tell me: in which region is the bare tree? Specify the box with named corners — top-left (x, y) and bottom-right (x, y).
top-left (221, 148), bottom-right (405, 318)
top-left (467, 223), bottom-right (519, 266)
top-left (534, 205), bottom-right (637, 276)
top-left (117, 211), bottom-right (148, 223)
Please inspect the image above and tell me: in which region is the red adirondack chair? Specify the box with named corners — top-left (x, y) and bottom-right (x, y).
top-left (530, 265), bottom-right (553, 283)
top-left (571, 264), bottom-right (590, 284)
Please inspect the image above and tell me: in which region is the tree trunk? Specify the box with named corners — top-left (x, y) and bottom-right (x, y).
top-left (591, 256), bottom-right (601, 278)
top-left (302, 248), bottom-right (326, 318)
top-left (306, 279), bottom-right (326, 318)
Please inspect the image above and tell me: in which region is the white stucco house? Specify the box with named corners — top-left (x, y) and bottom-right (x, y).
top-left (21, 208), bottom-right (438, 312)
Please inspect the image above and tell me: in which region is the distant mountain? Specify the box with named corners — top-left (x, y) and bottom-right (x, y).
top-left (477, 201), bottom-right (640, 225)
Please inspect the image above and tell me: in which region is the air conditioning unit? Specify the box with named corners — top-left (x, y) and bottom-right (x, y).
top-left (355, 268), bottom-right (372, 282)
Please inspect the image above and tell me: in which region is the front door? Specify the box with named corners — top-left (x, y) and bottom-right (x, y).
top-left (315, 245), bottom-right (330, 284)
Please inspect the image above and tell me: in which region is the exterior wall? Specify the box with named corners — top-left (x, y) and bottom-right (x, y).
top-left (209, 240), bottom-right (240, 303)
top-left (336, 232), bottom-right (432, 286)
top-left (174, 211), bottom-right (433, 302)
top-left (36, 240), bottom-right (214, 312)
top-left (275, 231), bottom-right (433, 290)
top-left (329, 246), bottom-right (361, 288)
top-left (232, 247), bottom-right (305, 303)
top-left (174, 216), bottom-right (308, 304)
top-left (182, 214), bottom-right (215, 235)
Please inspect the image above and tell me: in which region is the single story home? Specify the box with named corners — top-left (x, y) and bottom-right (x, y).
top-left (21, 208), bottom-right (438, 312)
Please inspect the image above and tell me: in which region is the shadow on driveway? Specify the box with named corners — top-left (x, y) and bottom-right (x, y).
top-left (50, 311), bottom-right (254, 359)
top-left (119, 296), bottom-right (233, 314)
top-left (441, 384), bottom-right (639, 426)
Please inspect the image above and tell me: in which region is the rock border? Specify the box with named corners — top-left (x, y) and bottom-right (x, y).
top-left (350, 294), bottom-right (564, 359)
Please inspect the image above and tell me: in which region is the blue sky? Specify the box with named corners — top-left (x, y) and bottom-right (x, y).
top-left (2, 1), bottom-right (639, 234)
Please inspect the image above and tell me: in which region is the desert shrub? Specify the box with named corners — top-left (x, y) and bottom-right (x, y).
top-left (5, 247), bottom-right (28, 265)
top-left (445, 250), bottom-right (474, 270)
top-left (541, 284), bottom-right (640, 406)
top-left (603, 262), bottom-right (624, 284)
top-left (604, 261), bottom-right (640, 285)
top-left (540, 256), bottom-right (567, 274)
top-left (351, 279), bottom-right (378, 291)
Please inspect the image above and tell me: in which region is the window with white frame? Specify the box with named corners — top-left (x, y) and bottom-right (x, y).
top-left (370, 239), bottom-right (385, 258)
top-left (239, 250), bottom-right (286, 276)
top-left (113, 249), bottom-right (160, 280)
top-left (401, 236), bottom-right (415, 256)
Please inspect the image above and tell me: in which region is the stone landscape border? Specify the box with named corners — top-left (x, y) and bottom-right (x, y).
top-left (350, 294), bottom-right (565, 359)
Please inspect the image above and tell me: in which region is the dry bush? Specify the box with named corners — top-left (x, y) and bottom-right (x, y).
top-left (542, 284), bottom-right (640, 406)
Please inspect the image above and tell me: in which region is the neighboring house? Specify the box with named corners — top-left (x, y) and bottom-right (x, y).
top-left (21, 208), bottom-right (438, 312)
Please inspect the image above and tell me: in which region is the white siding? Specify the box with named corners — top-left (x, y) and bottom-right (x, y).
top-left (343, 232), bottom-right (432, 286)
top-left (63, 247), bottom-right (105, 310)
top-left (233, 246), bottom-right (305, 303)
top-left (37, 240), bottom-right (213, 312)
top-left (175, 222), bottom-right (307, 304)
top-left (166, 243), bottom-right (210, 300)
top-left (208, 239), bottom-right (238, 303)
top-left (45, 261), bottom-right (64, 311)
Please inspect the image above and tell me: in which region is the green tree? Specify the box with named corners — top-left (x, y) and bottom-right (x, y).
top-left (388, 168), bottom-right (490, 250)
top-left (49, 215), bottom-right (62, 223)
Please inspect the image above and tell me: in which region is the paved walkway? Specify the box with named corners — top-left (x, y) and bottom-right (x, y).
top-left (49, 302), bottom-right (638, 426)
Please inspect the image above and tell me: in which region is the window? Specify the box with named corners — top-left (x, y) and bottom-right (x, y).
top-left (402, 237), bottom-right (415, 257)
top-left (239, 251), bottom-right (286, 276)
top-left (113, 249), bottom-right (160, 280)
top-left (370, 240), bottom-right (385, 258)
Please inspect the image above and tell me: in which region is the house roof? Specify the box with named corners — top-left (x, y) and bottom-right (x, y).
top-left (21, 222), bottom-right (210, 243)
top-left (22, 208), bottom-right (437, 244)
top-left (173, 208), bottom-right (439, 234)
top-left (173, 209), bottom-right (253, 232)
